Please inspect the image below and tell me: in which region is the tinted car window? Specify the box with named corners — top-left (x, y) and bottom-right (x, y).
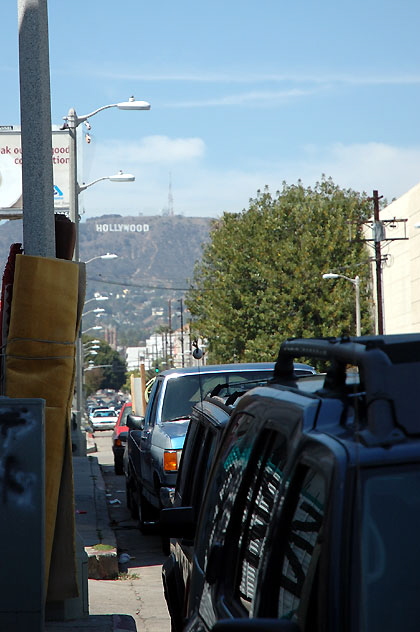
top-left (197, 411), bottom-right (257, 570)
top-left (360, 466), bottom-right (420, 632)
top-left (146, 378), bottom-right (162, 427)
top-left (190, 427), bottom-right (218, 509)
top-left (234, 430), bottom-right (288, 612)
top-left (277, 466), bottom-right (325, 621)
top-left (120, 405), bottom-right (132, 425)
top-left (175, 420), bottom-right (204, 503)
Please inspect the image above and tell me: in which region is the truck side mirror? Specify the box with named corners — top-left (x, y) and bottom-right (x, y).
top-left (126, 413), bottom-right (145, 431)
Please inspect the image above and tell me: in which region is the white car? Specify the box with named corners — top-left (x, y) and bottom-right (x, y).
top-left (90, 408), bottom-right (118, 431)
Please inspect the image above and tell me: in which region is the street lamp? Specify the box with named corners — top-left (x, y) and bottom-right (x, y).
top-left (322, 273), bottom-right (361, 337)
top-left (78, 171), bottom-right (134, 196)
top-left (82, 308), bottom-right (105, 317)
top-left (65, 97), bottom-right (150, 455)
top-left (64, 97), bottom-right (150, 258)
top-left (82, 325), bottom-right (103, 335)
top-left (85, 254), bottom-right (118, 265)
top-left (84, 296), bottom-right (109, 305)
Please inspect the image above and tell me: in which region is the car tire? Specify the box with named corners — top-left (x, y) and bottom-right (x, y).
top-left (137, 488), bottom-right (157, 535)
top-left (125, 477), bottom-right (137, 519)
top-left (161, 534), bottom-right (170, 556)
top-left (162, 562), bottom-right (184, 632)
top-left (114, 456), bottom-right (124, 476)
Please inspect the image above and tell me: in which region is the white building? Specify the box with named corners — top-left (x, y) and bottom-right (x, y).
top-left (377, 182), bottom-right (420, 333)
top-left (125, 346), bottom-right (147, 371)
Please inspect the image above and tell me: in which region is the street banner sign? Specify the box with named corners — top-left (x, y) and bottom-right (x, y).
top-left (0, 126), bottom-right (70, 217)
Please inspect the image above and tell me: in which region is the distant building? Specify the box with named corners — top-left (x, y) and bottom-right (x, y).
top-left (377, 182), bottom-right (420, 333)
top-left (125, 346), bottom-right (147, 371)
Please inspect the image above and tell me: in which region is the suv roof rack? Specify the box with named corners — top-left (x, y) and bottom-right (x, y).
top-left (209, 377), bottom-right (270, 399)
top-left (274, 335), bottom-right (420, 445)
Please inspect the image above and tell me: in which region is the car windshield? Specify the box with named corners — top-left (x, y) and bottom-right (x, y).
top-left (93, 410), bottom-right (116, 417)
top-left (358, 465), bottom-right (420, 631)
top-left (161, 370), bottom-right (272, 422)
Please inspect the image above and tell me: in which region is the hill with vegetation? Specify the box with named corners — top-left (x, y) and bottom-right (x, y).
top-left (0, 213), bottom-right (213, 346)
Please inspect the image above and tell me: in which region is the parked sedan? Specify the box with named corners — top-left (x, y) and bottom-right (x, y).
top-left (91, 408), bottom-right (118, 431)
top-left (111, 402), bottom-right (132, 475)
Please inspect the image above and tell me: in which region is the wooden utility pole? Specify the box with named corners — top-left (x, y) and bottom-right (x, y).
top-left (372, 190), bottom-right (384, 334)
top-left (354, 190), bottom-right (407, 335)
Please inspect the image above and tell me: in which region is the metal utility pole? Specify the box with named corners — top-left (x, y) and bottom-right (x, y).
top-left (179, 298), bottom-right (185, 367)
top-left (18, 0), bottom-right (55, 257)
top-left (168, 299), bottom-right (173, 366)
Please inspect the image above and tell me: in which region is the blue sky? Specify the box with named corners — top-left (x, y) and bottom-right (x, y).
top-left (2, 0), bottom-right (420, 219)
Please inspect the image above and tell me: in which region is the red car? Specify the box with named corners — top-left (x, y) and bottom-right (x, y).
top-left (111, 402), bottom-right (132, 475)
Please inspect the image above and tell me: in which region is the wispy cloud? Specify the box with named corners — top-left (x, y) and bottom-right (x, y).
top-left (92, 135), bottom-right (205, 165)
top-left (90, 67), bottom-right (420, 87)
top-left (169, 89), bottom-right (310, 108)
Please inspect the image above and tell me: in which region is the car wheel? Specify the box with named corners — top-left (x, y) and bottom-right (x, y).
top-left (114, 455), bottom-right (124, 476)
top-left (125, 478), bottom-right (137, 519)
top-left (161, 534), bottom-right (170, 556)
top-left (137, 488), bottom-right (158, 535)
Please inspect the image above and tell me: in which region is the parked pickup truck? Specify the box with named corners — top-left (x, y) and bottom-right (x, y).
top-left (124, 362), bottom-right (315, 534)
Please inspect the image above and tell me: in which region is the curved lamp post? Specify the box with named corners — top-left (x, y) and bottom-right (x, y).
top-left (78, 171), bottom-right (134, 196)
top-left (82, 308), bottom-right (105, 317)
top-left (63, 96), bottom-right (150, 258)
top-left (84, 296), bottom-right (109, 305)
top-left (82, 325), bottom-right (103, 335)
top-left (322, 273), bottom-right (361, 337)
top-left (85, 254), bottom-right (118, 265)
top-left (66, 97), bottom-right (150, 455)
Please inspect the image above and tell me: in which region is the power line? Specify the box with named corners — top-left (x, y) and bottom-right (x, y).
top-left (87, 275), bottom-right (190, 291)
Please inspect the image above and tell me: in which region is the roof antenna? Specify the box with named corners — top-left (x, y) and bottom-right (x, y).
top-left (168, 172), bottom-right (174, 216)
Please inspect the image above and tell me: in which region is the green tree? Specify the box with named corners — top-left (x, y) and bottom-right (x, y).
top-left (186, 177), bottom-right (373, 363)
top-left (83, 337), bottom-right (127, 392)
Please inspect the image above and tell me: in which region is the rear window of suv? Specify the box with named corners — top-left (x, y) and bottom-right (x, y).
top-left (359, 465), bottom-right (420, 632)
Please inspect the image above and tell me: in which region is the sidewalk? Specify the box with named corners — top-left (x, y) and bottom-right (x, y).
top-left (45, 435), bottom-right (137, 631)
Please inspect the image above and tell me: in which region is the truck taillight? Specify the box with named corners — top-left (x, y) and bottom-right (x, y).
top-left (163, 450), bottom-right (181, 472)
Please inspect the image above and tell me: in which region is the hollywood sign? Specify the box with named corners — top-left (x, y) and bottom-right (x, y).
top-left (95, 223), bottom-right (150, 233)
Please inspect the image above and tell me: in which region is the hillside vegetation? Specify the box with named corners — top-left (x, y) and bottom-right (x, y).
top-left (0, 214), bottom-right (213, 345)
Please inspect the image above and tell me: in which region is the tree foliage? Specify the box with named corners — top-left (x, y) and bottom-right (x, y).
top-left (186, 177), bottom-right (373, 363)
top-left (83, 337), bottom-right (127, 394)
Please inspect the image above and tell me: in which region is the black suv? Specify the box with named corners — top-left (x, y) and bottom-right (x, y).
top-left (161, 393), bottom-right (235, 632)
top-left (183, 335), bottom-right (420, 632)
top-left (160, 367), bottom-right (319, 632)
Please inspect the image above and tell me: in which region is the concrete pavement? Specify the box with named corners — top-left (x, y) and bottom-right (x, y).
top-left (45, 436), bottom-right (138, 631)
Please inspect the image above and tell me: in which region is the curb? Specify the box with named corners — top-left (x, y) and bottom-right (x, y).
top-left (86, 432), bottom-right (97, 453)
top-left (86, 544), bottom-right (119, 580)
top-left (85, 456), bottom-right (119, 579)
top-left (73, 455), bottom-right (119, 580)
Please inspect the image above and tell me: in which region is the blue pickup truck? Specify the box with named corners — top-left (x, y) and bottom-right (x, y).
top-left (123, 363), bottom-right (275, 532)
top-left (123, 362), bottom-right (315, 533)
